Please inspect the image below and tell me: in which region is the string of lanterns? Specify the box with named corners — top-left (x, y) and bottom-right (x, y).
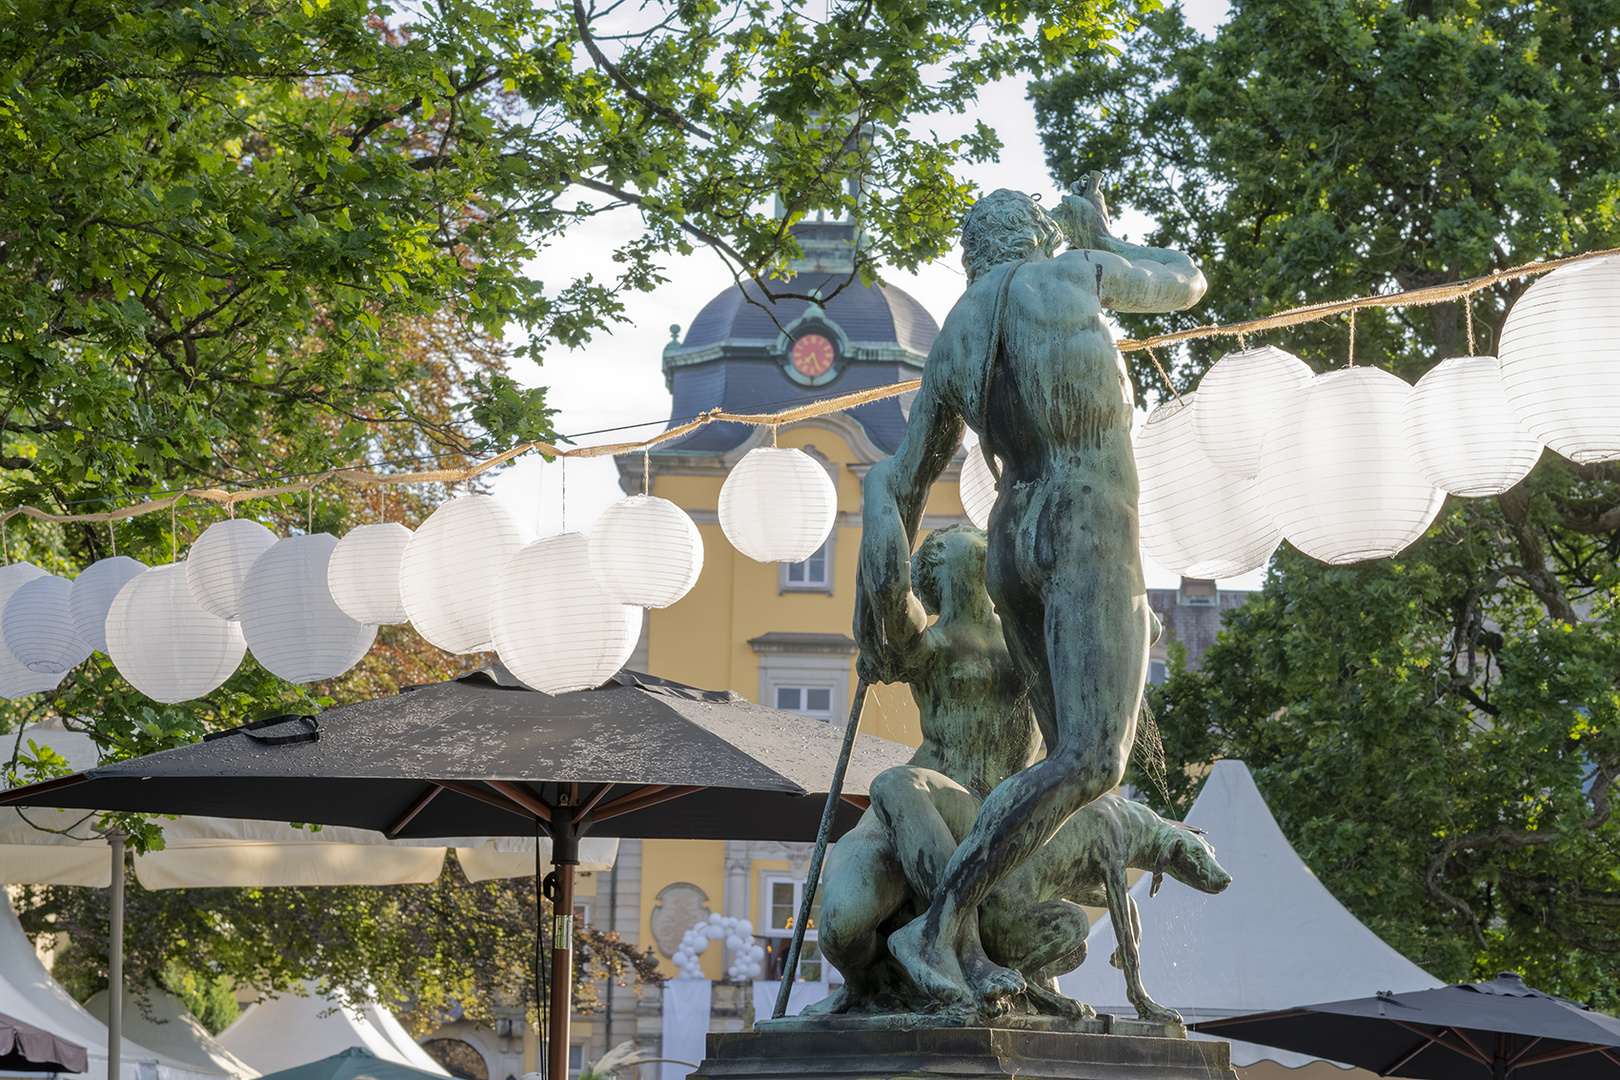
top-left (0, 252), bottom-right (1615, 702)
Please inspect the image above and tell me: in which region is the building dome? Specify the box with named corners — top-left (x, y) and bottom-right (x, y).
top-left (659, 223), bottom-right (939, 457)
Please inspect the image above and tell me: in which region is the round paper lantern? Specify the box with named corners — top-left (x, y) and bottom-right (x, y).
top-left (0, 563), bottom-right (66, 699)
top-left (490, 532), bottom-right (643, 694)
top-left (186, 519), bottom-right (278, 619)
top-left (1256, 367), bottom-right (1447, 564)
top-left (1193, 345), bottom-right (1315, 478)
top-left (3, 574), bottom-right (91, 674)
top-left (328, 522), bottom-right (413, 624)
top-left (1401, 356), bottom-right (1544, 497)
top-left (1136, 393), bottom-right (1281, 579)
top-left (68, 556), bottom-right (146, 654)
top-left (718, 448), bottom-right (837, 563)
top-left (959, 449), bottom-right (999, 530)
top-left (1498, 255), bottom-right (1620, 464)
top-left (588, 496), bottom-right (704, 608)
top-left (399, 495), bottom-right (531, 653)
top-left (106, 563), bottom-right (246, 703)
top-left (240, 534), bottom-right (378, 684)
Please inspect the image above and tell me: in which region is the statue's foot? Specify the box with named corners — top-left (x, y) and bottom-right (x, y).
top-left (887, 919), bottom-right (975, 1008)
top-left (1132, 998), bottom-right (1183, 1026)
top-left (962, 944), bottom-right (1025, 1014)
top-left (1023, 981), bottom-right (1095, 1020)
top-left (798, 985), bottom-right (852, 1016)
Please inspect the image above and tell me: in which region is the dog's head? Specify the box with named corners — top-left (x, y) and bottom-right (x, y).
top-left (1149, 825), bottom-right (1232, 898)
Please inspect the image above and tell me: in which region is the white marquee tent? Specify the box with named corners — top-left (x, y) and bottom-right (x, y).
top-left (0, 892), bottom-right (230, 1080)
top-left (86, 987), bottom-right (259, 1079)
top-left (1057, 760), bottom-right (1444, 1077)
top-left (216, 986), bottom-right (448, 1076)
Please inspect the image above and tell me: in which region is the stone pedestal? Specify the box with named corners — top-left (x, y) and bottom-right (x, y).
top-left (688, 1017), bottom-right (1238, 1080)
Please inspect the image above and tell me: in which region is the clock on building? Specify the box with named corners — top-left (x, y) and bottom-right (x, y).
top-left (789, 333), bottom-right (836, 384)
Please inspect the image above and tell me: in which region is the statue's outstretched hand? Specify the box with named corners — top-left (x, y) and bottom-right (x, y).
top-left (1053, 170), bottom-right (1115, 251)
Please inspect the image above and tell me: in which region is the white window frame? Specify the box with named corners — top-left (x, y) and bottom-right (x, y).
top-left (770, 684), bottom-right (837, 721)
top-left (779, 532), bottom-right (835, 594)
top-left (757, 873), bottom-right (839, 983)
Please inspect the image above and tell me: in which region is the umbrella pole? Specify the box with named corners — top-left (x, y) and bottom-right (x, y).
top-left (548, 803), bottom-right (577, 1080)
top-left (108, 832), bottom-right (124, 1080)
top-left (773, 678), bottom-right (868, 1020)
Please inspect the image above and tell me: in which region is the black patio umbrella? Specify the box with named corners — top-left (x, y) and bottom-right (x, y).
top-left (0, 665), bottom-right (911, 1080)
top-left (0, 1011), bottom-right (88, 1073)
top-left (1193, 972), bottom-right (1620, 1079)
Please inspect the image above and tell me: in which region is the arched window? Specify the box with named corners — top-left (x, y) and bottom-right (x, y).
top-left (421, 1039), bottom-right (490, 1080)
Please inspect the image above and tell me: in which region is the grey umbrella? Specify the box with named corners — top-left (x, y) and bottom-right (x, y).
top-left (0, 665), bottom-right (911, 1080)
top-left (1193, 972), bottom-right (1620, 1079)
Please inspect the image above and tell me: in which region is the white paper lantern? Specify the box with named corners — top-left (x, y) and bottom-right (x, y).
top-left (588, 495), bottom-right (704, 608)
top-left (186, 519), bottom-right (278, 619)
top-left (959, 449), bottom-right (999, 529)
top-left (0, 563), bottom-right (66, 699)
top-left (1136, 393), bottom-right (1282, 579)
top-left (107, 563), bottom-right (246, 703)
top-left (1256, 367), bottom-right (1447, 564)
top-left (3, 574), bottom-right (91, 674)
top-left (718, 447), bottom-right (837, 563)
top-left (68, 556), bottom-right (146, 654)
top-left (240, 534), bottom-right (378, 684)
top-left (328, 522), bottom-right (413, 624)
top-left (1401, 356), bottom-right (1544, 497)
top-left (399, 495), bottom-right (532, 654)
top-left (490, 532), bottom-right (643, 694)
top-left (1498, 255), bottom-right (1620, 464)
top-left (1193, 345), bottom-right (1316, 478)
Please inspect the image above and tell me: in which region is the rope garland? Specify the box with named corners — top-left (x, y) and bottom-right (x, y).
top-left (2, 245), bottom-right (1614, 530)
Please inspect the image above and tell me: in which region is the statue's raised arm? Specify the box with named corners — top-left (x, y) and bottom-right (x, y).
top-left (1048, 172), bottom-right (1206, 313)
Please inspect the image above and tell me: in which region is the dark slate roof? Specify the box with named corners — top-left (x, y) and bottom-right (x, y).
top-left (661, 360), bottom-right (915, 455)
top-left (677, 277), bottom-right (939, 357)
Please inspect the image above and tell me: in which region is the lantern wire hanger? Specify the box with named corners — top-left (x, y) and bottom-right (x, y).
top-left (1347, 309), bottom-right (1356, 367)
top-left (1464, 296), bottom-right (1477, 355)
top-left (3, 245), bottom-right (1619, 531)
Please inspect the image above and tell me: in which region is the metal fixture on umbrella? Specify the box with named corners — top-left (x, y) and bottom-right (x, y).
top-left (0, 666), bottom-right (910, 1080)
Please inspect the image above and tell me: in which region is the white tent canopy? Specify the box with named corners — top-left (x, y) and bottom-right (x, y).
top-left (86, 986), bottom-right (259, 1079)
top-left (0, 723), bottom-right (617, 889)
top-left (0, 892), bottom-right (228, 1080)
top-left (1057, 760), bottom-right (1443, 1073)
top-left (216, 985), bottom-right (448, 1076)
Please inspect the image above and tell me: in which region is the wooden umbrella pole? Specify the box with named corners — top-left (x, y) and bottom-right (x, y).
top-left (773, 679), bottom-right (869, 1020)
top-left (548, 798), bottom-right (578, 1080)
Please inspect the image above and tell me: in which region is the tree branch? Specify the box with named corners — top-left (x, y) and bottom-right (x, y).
top-left (571, 0), bottom-right (716, 142)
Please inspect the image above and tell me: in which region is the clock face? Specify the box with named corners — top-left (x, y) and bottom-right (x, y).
top-left (791, 333), bottom-right (836, 379)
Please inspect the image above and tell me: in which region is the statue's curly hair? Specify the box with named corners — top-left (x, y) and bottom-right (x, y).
top-left (960, 189), bottom-right (1062, 285)
top-left (912, 523), bottom-right (987, 615)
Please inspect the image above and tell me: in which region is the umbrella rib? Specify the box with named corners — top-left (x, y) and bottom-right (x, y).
top-left (575, 783), bottom-right (614, 818)
top-left (1512, 1042), bottom-right (1610, 1068)
top-left (590, 785), bottom-right (706, 822)
top-left (1195, 1009), bottom-right (1314, 1030)
top-left (0, 772), bottom-right (87, 807)
top-left (1505, 1036), bottom-right (1543, 1067)
top-left (385, 786), bottom-right (442, 838)
top-left (485, 780), bottom-right (553, 821)
top-left (1387, 1022), bottom-right (1491, 1068)
top-left (431, 779), bottom-right (540, 822)
top-left (840, 794), bottom-right (870, 810)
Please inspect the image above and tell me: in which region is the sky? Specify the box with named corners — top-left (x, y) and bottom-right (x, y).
top-left (486, 0), bottom-right (1260, 589)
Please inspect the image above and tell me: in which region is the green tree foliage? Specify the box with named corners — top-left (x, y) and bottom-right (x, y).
top-left (1032, 0), bottom-right (1620, 1003)
top-left (18, 856), bottom-right (660, 1034)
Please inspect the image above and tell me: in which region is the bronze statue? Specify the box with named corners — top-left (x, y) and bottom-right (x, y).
top-left (855, 174), bottom-right (1208, 1013)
